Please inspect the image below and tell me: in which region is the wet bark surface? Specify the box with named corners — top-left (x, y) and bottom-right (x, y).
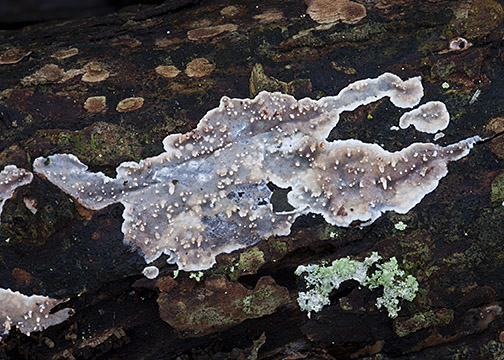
top-left (1, 0), bottom-right (504, 359)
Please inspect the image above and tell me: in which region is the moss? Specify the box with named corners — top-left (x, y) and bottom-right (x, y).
top-left (230, 247), bottom-right (265, 281)
top-left (249, 63), bottom-right (311, 98)
top-left (491, 173), bottom-right (504, 203)
top-left (271, 240), bottom-right (287, 254)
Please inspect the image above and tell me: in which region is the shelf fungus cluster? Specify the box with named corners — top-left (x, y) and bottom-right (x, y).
top-left (33, 73), bottom-right (481, 271)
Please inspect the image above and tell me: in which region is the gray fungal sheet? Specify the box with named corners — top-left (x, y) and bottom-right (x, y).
top-left (0, 165), bottom-right (33, 223)
top-left (0, 288), bottom-right (73, 338)
top-left (33, 73), bottom-right (480, 271)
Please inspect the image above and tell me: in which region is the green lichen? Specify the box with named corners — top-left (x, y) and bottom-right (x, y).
top-left (295, 252), bottom-right (419, 318)
top-left (189, 271), bottom-right (204, 282)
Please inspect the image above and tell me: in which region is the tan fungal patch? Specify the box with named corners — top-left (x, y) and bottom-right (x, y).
top-left (305, 0), bottom-right (366, 24)
top-left (253, 9), bottom-right (284, 23)
top-left (220, 5), bottom-right (240, 17)
top-left (154, 37), bottom-right (184, 48)
top-left (21, 64), bottom-right (64, 85)
top-left (185, 58), bottom-right (215, 78)
top-left (111, 36), bottom-right (142, 48)
top-left (82, 62), bottom-right (109, 83)
top-left (23, 197), bottom-right (38, 214)
top-left (50, 48), bottom-right (79, 59)
top-left (155, 65), bottom-right (181, 78)
top-left (84, 96), bottom-right (107, 113)
top-left (187, 24), bottom-right (238, 41)
top-left (33, 73), bottom-right (480, 271)
top-left (116, 97), bottom-right (144, 112)
top-left (0, 48), bottom-right (31, 65)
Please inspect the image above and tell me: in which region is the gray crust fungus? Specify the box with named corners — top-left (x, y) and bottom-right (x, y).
top-left (33, 73), bottom-right (481, 271)
top-left (0, 165), bottom-right (33, 222)
top-left (399, 101), bottom-right (450, 133)
top-left (0, 288), bottom-right (73, 338)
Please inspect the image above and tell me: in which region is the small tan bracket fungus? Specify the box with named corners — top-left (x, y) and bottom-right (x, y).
top-left (187, 24), bottom-right (238, 41)
top-left (84, 96), bottom-right (107, 113)
top-left (33, 73), bottom-right (481, 271)
top-left (155, 65), bottom-right (181, 79)
top-left (0, 165), bottom-right (33, 223)
top-left (305, 0), bottom-right (366, 25)
top-left (0, 48), bottom-right (31, 65)
top-left (50, 48), bottom-right (79, 60)
top-left (399, 101), bottom-right (450, 133)
top-left (82, 62), bottom-right (109, 83)
top-left (185, 58), bottom-right (214, 78)
top-left (116, 97), bottom-right (144, 112)
top-left (0, 288), bottom-right (73, 338)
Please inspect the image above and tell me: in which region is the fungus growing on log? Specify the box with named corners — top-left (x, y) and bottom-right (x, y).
top-left (0, 165), bottom-right (33, 223)
top-left (0, 288), bottom-right (73, 338)
top-left (399, 101), bottom-right (450, 133)
top-left (33, 73), bottom-right (481, 271)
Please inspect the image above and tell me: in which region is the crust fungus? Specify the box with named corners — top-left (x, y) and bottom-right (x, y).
top-left (50, 48), bottom-right (79, 59)
top-left (33, 73), bottom-right (481, 271)
top-left (155, 65), bottom-right (181, 78)
top-left (185, 58), bottom-right (215, 78)
top-left (439, 37), bottom-right (472, 54)
top-left (187, 24), bottom-right (238, 41)
top-left (116, 97), bottom-right (144, 112)
top-left (399, 101), bottom-right (450, 133)
top-left (82, 62), bottom-right (110, 83)
top-left (0, 165), bottom-right (33, 223)
top-left (305, 0), bottom-right (367, 25)
top-left (0, 48), bottom-right (31, 65)
top-left (0, 288), bottom-right (73, 338)
top-left (84, 96), bottom-right (107, 113)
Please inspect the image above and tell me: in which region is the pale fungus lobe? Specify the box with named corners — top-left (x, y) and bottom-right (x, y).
top-left (0, 288), bottom-right (73, 338)
top-left (50, 48), bottom-right (79, 59)
top-left (0, 48), bottom-right (31, 65)
top-left (187, 24), bottom-right (238, 41)
top-left (399, 101), bottom-right (450, 133)
top-left (184, 58), bottom-right (214, 78)
top-left (142, 266), bottom-right (160, 279)
top-left (155, 65), bottom-right (181, 79)
top-left (116, 97), bottom-right (144, 112)
top-left (0, 165), bottom-right (33, 222)
top-left (33, 73), bottom-right (481, 271)
top-left (82, 61), bottom-right (110, 83)
top-left (305, 0), bottom-right (366, 25)
top-left (84, 96), bottom-right (107, 113)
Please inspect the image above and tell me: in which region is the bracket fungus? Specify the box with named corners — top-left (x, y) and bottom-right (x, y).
top-left (33, 73), bottom-right (481, 271)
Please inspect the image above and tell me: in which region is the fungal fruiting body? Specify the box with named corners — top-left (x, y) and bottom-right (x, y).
top-left (0, 288), bottom-right (73, 338)
top-left (0, 165), bottom-right (33, 223)
top-left (33, 73), bottom-right (480, 271)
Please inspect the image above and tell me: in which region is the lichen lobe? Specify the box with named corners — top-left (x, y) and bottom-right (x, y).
top-left (33, 73), bottom-right (479, 271)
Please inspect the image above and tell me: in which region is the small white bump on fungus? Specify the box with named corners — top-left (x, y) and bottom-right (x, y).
top-left (33, 73), bottom-right (481, 271)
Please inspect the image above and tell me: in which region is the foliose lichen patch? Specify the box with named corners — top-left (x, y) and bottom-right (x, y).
top-left (33, 73), bottom-right (480, 271)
